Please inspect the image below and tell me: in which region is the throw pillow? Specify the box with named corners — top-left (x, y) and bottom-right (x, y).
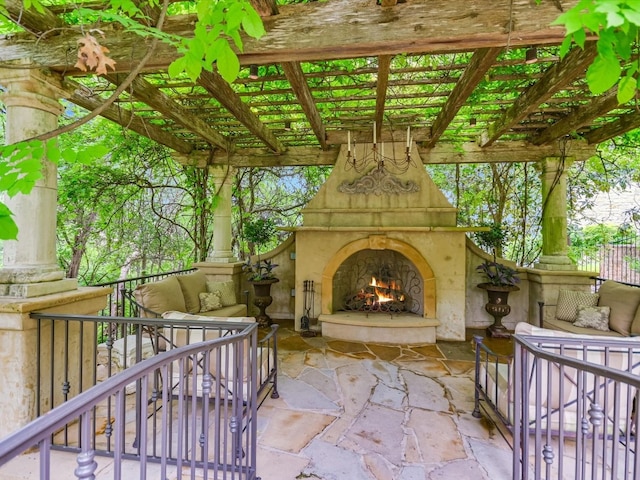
top-left (598, 280), bottom-right (640, 336)
top-left (199, 291), bottom-right (222, 312)
top-left (134, 276), bottom-right (186, 317)
top-left (176, 271), bottom-right (207, 314)
top-left (555, 290), bottom-right (599, 322)
top-left (206, 280), bottom-right (237, 307)
top-left (573, 305), bottom-right (611, 332)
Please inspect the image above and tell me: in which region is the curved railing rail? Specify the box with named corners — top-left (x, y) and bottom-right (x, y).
top-left (0, 316), bottom-right (262, 480)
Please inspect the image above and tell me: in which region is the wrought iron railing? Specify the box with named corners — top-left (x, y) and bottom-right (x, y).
top-left (475, 332), bottom-right (640, 479)
top-left (91, 268), bottom-right (196, 317)
top-left (0, 312), bottom-right (269, 479)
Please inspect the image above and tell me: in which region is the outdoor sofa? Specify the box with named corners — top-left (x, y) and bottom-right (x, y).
top-left (539, 280), bottom-right (640, 337)
top-left (127, 270), bottom-right (248, 318)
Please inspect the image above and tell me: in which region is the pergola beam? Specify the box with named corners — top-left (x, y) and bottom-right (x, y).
top-left (584, 111), bottom-right (640, 144)
top-left (375, 55), bottom-right (392, 141)
top-left (425, 47), bottom-right (502, 148)
top-left (250, 0), bottom-right (279, 17)
top-left (204, 141), bottom-right (596, 167)
top-left (282, 61), bottom-right (328, 150)
top-left (197, 70), bottom-right (285, 153)
top-left (0, 0), bottom-right (572, 74)
top-left (479, 42), bottom-right (598, 147)
top-left (530, 89), bottom-right (622, 145)
top-left (63, 80), bottom-right (194, 154)
top-left (3, 0), bottom-right (65, 35)
top-left (106, 74), bottom-right (228, 150)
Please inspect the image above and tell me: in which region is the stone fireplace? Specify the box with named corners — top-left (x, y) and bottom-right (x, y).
top-left (294, 142), bottom-right (467, 343)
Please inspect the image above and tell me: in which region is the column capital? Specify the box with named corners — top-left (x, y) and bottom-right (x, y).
top-left (0, 63), bottom-right (64, 116)
top-left (535, 155), bottom-right (575, 175)
top-left (209, 164), bottom-right (236, 180)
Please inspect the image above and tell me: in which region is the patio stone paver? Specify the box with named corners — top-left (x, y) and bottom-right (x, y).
top-left (253, 320), bottom-right (513, 480)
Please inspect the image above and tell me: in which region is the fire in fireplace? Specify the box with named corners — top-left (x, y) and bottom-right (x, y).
top-left (333, 249), bottom-right (423, 315)
top-left (345, 272), bottom-right (408, 312)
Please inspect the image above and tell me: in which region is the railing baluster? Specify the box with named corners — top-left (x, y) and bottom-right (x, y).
top-left (1, 312), bottom-right (271, 480)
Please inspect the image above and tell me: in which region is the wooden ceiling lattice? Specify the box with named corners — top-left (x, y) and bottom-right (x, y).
top-left (1, 0), bottom-right (634, 166)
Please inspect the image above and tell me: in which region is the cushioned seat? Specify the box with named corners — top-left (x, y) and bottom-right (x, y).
top-left (132, 271), bottom-right (247, 318)
top-left (543, 316), bottom-right (624, 337)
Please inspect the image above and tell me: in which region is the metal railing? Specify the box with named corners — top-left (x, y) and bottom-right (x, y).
top-left (92, 268), bottom-right (196, 317)
top-left (475, 333), bottom-right (640, 479)
top-left (0, 313), bottom-right (264, 479)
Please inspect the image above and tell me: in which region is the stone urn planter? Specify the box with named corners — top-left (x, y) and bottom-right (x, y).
top-left (478, 283), bottom-right (520, 338)
top-left (250, 278), bottom-right (279, 327)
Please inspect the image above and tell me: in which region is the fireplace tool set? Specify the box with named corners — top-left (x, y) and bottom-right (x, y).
top-left (300, 280), bottom-right (317, 337)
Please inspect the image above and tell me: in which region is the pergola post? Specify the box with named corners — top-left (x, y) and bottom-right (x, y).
top-left (0, 65), bottom-right (77, 296)
top-left (535, 156), bottom-right (575, 271)
top-left (208, 165), bottom-right (237, 263)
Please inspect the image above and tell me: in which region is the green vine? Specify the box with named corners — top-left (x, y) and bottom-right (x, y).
top-left (552, 0), bottom-right (640, 103)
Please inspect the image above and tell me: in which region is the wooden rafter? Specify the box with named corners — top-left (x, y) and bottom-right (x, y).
top-left (197, 70), bottom-right (285, 153)
top-left (3, 0), bottom-right (64, 36)
top-left (375, 55), bottom-right (392, 140)
top-left (106, 74), bottom-right (228, 150)
top-left (530, 90), bottom-right (622, 145)
top-left (63, 80), bottom-right (193, 154)
top-left (584, 111), bottom-right (640, 144)
top-left (281, 61), bottom-right (327, 150)
top-left (250, 0), bottom-right (279, 17)
top-left (479, 42), bottom-right (598, 147)
top-left (425, 47), bottom-right (502, 149)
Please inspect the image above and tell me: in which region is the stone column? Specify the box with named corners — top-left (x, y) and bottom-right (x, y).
top-left (0, 66), bottom-right (77, 296)
top-left (535, 156), bottom-right (575, 270)
top-left (208, 165), bottom-right (237, 263)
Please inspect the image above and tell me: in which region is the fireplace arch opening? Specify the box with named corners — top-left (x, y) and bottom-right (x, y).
top-left (321, 236), bottom-right (436, 318)
top-left (333, 249), bottom-right (423, 315)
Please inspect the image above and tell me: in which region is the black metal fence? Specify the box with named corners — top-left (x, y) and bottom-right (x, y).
top-left (574, 233), bottom-right (640, 284)
top-left (92, 268), bottom-right (196, 317)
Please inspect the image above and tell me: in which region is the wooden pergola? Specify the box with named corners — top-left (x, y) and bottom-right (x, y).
top-left (0, 0), bottom-right (626, 168)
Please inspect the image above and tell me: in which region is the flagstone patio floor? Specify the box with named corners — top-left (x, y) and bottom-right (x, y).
top-left (0, 320), bottom-right (514, 480)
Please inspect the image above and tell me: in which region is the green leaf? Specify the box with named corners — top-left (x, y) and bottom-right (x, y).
top-left (0, 172), bottom-right (19, 193)
top-left (617, 74), bottom-right (636, 104)
top-left (216, 41), bottom-right (240, 83)
top-left (225, 2), bottom-right (245, 31)
top-left (185, 58), bottom-right (203, 83)
top-left (573, 28), bottom-right (587, 48)
top-left (61, 148), bottom-right (77, 163)
top-left (552, 9), bottom-right (583, 33)
top-left (586, 54), bottom-right (621, 94)
top-left (622, 8), bottom-right (640, 25)
top-left (241, 7), bottom-right (265, 38)
top-left (45, 139), bottom-right (60, 163)
top-left (0, 204), bottom-right (18, 240)
top-left (559, 36), bottom-right (574, 57)
top-left (168, 56), bottom-right (187, 78)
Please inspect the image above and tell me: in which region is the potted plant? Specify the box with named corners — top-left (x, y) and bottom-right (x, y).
top-left (474, 224), bottom-right (520, 338)
top-left (243, 217), bottom-right (279, 326)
